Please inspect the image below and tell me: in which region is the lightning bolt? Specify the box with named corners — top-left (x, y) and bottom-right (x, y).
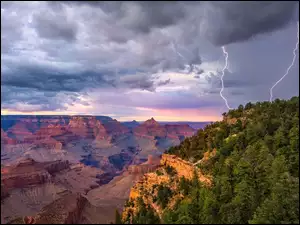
top-left (171, 41), bottom-right (185, 60)
top-left (220, 46), bottom-right (232, 110)
top-left (269, 21), bottom-right (299, 102)
top-left (170, 41), bottom-right (195, 74)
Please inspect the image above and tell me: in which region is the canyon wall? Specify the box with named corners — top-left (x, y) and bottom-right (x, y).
top-left (123, 154), bottom-right (212, 221)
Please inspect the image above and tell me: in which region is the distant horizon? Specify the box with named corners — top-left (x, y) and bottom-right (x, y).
top-left (1, 114), bottom-right (217, 123)
top-left (1, 109), bottom-right (222, 122)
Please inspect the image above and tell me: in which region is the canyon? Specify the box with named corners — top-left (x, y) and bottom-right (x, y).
top-left (1, 115), bottom-right (210, 224)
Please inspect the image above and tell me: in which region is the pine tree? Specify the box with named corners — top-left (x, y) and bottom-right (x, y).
top-left (114, 209), bottom-right (122, 224)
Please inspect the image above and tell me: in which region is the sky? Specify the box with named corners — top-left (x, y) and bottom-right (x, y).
top-left (1, 1), bottom-right (299, 122)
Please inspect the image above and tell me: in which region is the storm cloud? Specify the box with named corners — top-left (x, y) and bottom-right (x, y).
top-left (202, 2), bottom-right (298, 46)
top-left (32, 8), bottom-right (78, 41)
top-left (1, 1), bottom-right (299, 119)
top-left (51, 1), bottom-right (298, 46)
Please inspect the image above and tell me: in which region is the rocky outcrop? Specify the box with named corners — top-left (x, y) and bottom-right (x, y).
top-left (34, 125), bottom-right (67, 138)
top-left (133, 118), bottom-right (195, 140)
top-left (127, 155), bottom-right (161, 175)
top-left (51, 131), bottom-right (81, 146)
top-left (68, 116), bottom-right (95, 138)
top-left (161, 154), bottom-right (211, 184)
top-left (31, 137), bottom-right (63, 151)
top-left (122, 120), bottom-right (140, 129)
top-left (146, 154), bottom-right (161, 165)
top-left (123, 154), bottom-right (212, 220)
top-left (44, 160), bottom-right (70, 175)
top-left (1, 129), bottom-right (16, 145)
top-left (52, 163), bottom-right (102, 195)
top-left (68, 116), bottom-right (111, 140)
top-left (134, 118), bottom-right (166, 138)
top-left (4, 123), bottom-right (67, 148)
top-left (94, 121), bottom-right (110, 141)
top-left (6, 123), bottom-right (33, 141)
top-left (8, 193), bottom-right (89, 224)
top-left (165, 124), bottom-right (195, 138)
top-left (1, 159), bottom-right (70, 191)
top-left (32, 193), bottom-right (88, 224)
top-left (102, 119), bottom-right (129, 136)
top-left (7, 192), bottom-right (114, 224)
top-left (143, 117), bottom-right (160, 127)
top-left (127, 164), bottom-right (158, 174)
top-left (2, 170), bottom-right (52, 190)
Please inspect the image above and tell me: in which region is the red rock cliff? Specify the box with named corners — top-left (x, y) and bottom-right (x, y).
top-left (1, 158), bottom-right (70, 191)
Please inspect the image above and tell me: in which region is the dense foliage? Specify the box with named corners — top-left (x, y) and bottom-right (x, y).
top-left (122, 97), bottom-right (299, 224)
top-left (123, 197), bottom-right (160, 224)
top-left (164, 165), bottom-right (177, 177)
top-left (154, 185), bottom-right (173, 209)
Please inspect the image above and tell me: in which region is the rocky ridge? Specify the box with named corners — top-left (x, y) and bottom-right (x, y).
top-left (1, 116), bottom-right (195, 149)
top-left (133, 118), bottom-right (195, 140)
top-left (122, 154), bottom-right (212, 220)
top-left (7, 192), bottom-right (89, 224)
top-left (1, 158), bottom-right (70, 197)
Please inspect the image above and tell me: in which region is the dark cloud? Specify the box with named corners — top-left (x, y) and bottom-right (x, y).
top-left (60, 1), bottom-right (189, 33)
top-left (119, 2), bottom-right (188, 34)
top-left (1, 63), bottom-right (115, 93)
top-left (1, 86), bottom-right (65, 111)
top-left (1, 85), bottom-right (90, 112)
top-left (204, 2), bottom-right (298, 46)
top-left (1, 1), bottom-right (299, 114)
top-left (196, 69), bottom-right (204, 75)
top-left (32, 6), bottom-right (78, 41)
top-left (157, 79), bottom-right (171, 86)
top-left (120, 74), bottom-right (155, 92)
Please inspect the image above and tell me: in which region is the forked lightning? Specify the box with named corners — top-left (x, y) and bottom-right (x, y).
top-left (220, 46), bottom-right (232, 110)
top-left (269, 21), bottom-right (299, 102)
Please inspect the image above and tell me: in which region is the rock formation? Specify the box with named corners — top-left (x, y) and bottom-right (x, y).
top-left (134, 118), bottom-right (166, 138)
top-left (1, 129), bottom-right (16, 145)
top-left (6, 123), bottom-right (33, 141)
top-left (133, 118), bottom-right (195, 140)
top-left (127, 155), bottom-right (161, 175)
top-left (102, 119), bottom-right (129, 136)
top-left (165, 124), bottom-right (195, 137)
top-left (160, 154), bottom-right (211, 184)
top-left (31, 193), bottom-right (88, 224)
top-left (1, 159), bottom-right (107, 224)
top-left (122, 154), bottom-right (212, 220)
top-left (6, 193), bottom-right (89, 224)
top-left (1, 116), bottom-right (195, 150)
top-left (1, 158), bottom-right (69, 193)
